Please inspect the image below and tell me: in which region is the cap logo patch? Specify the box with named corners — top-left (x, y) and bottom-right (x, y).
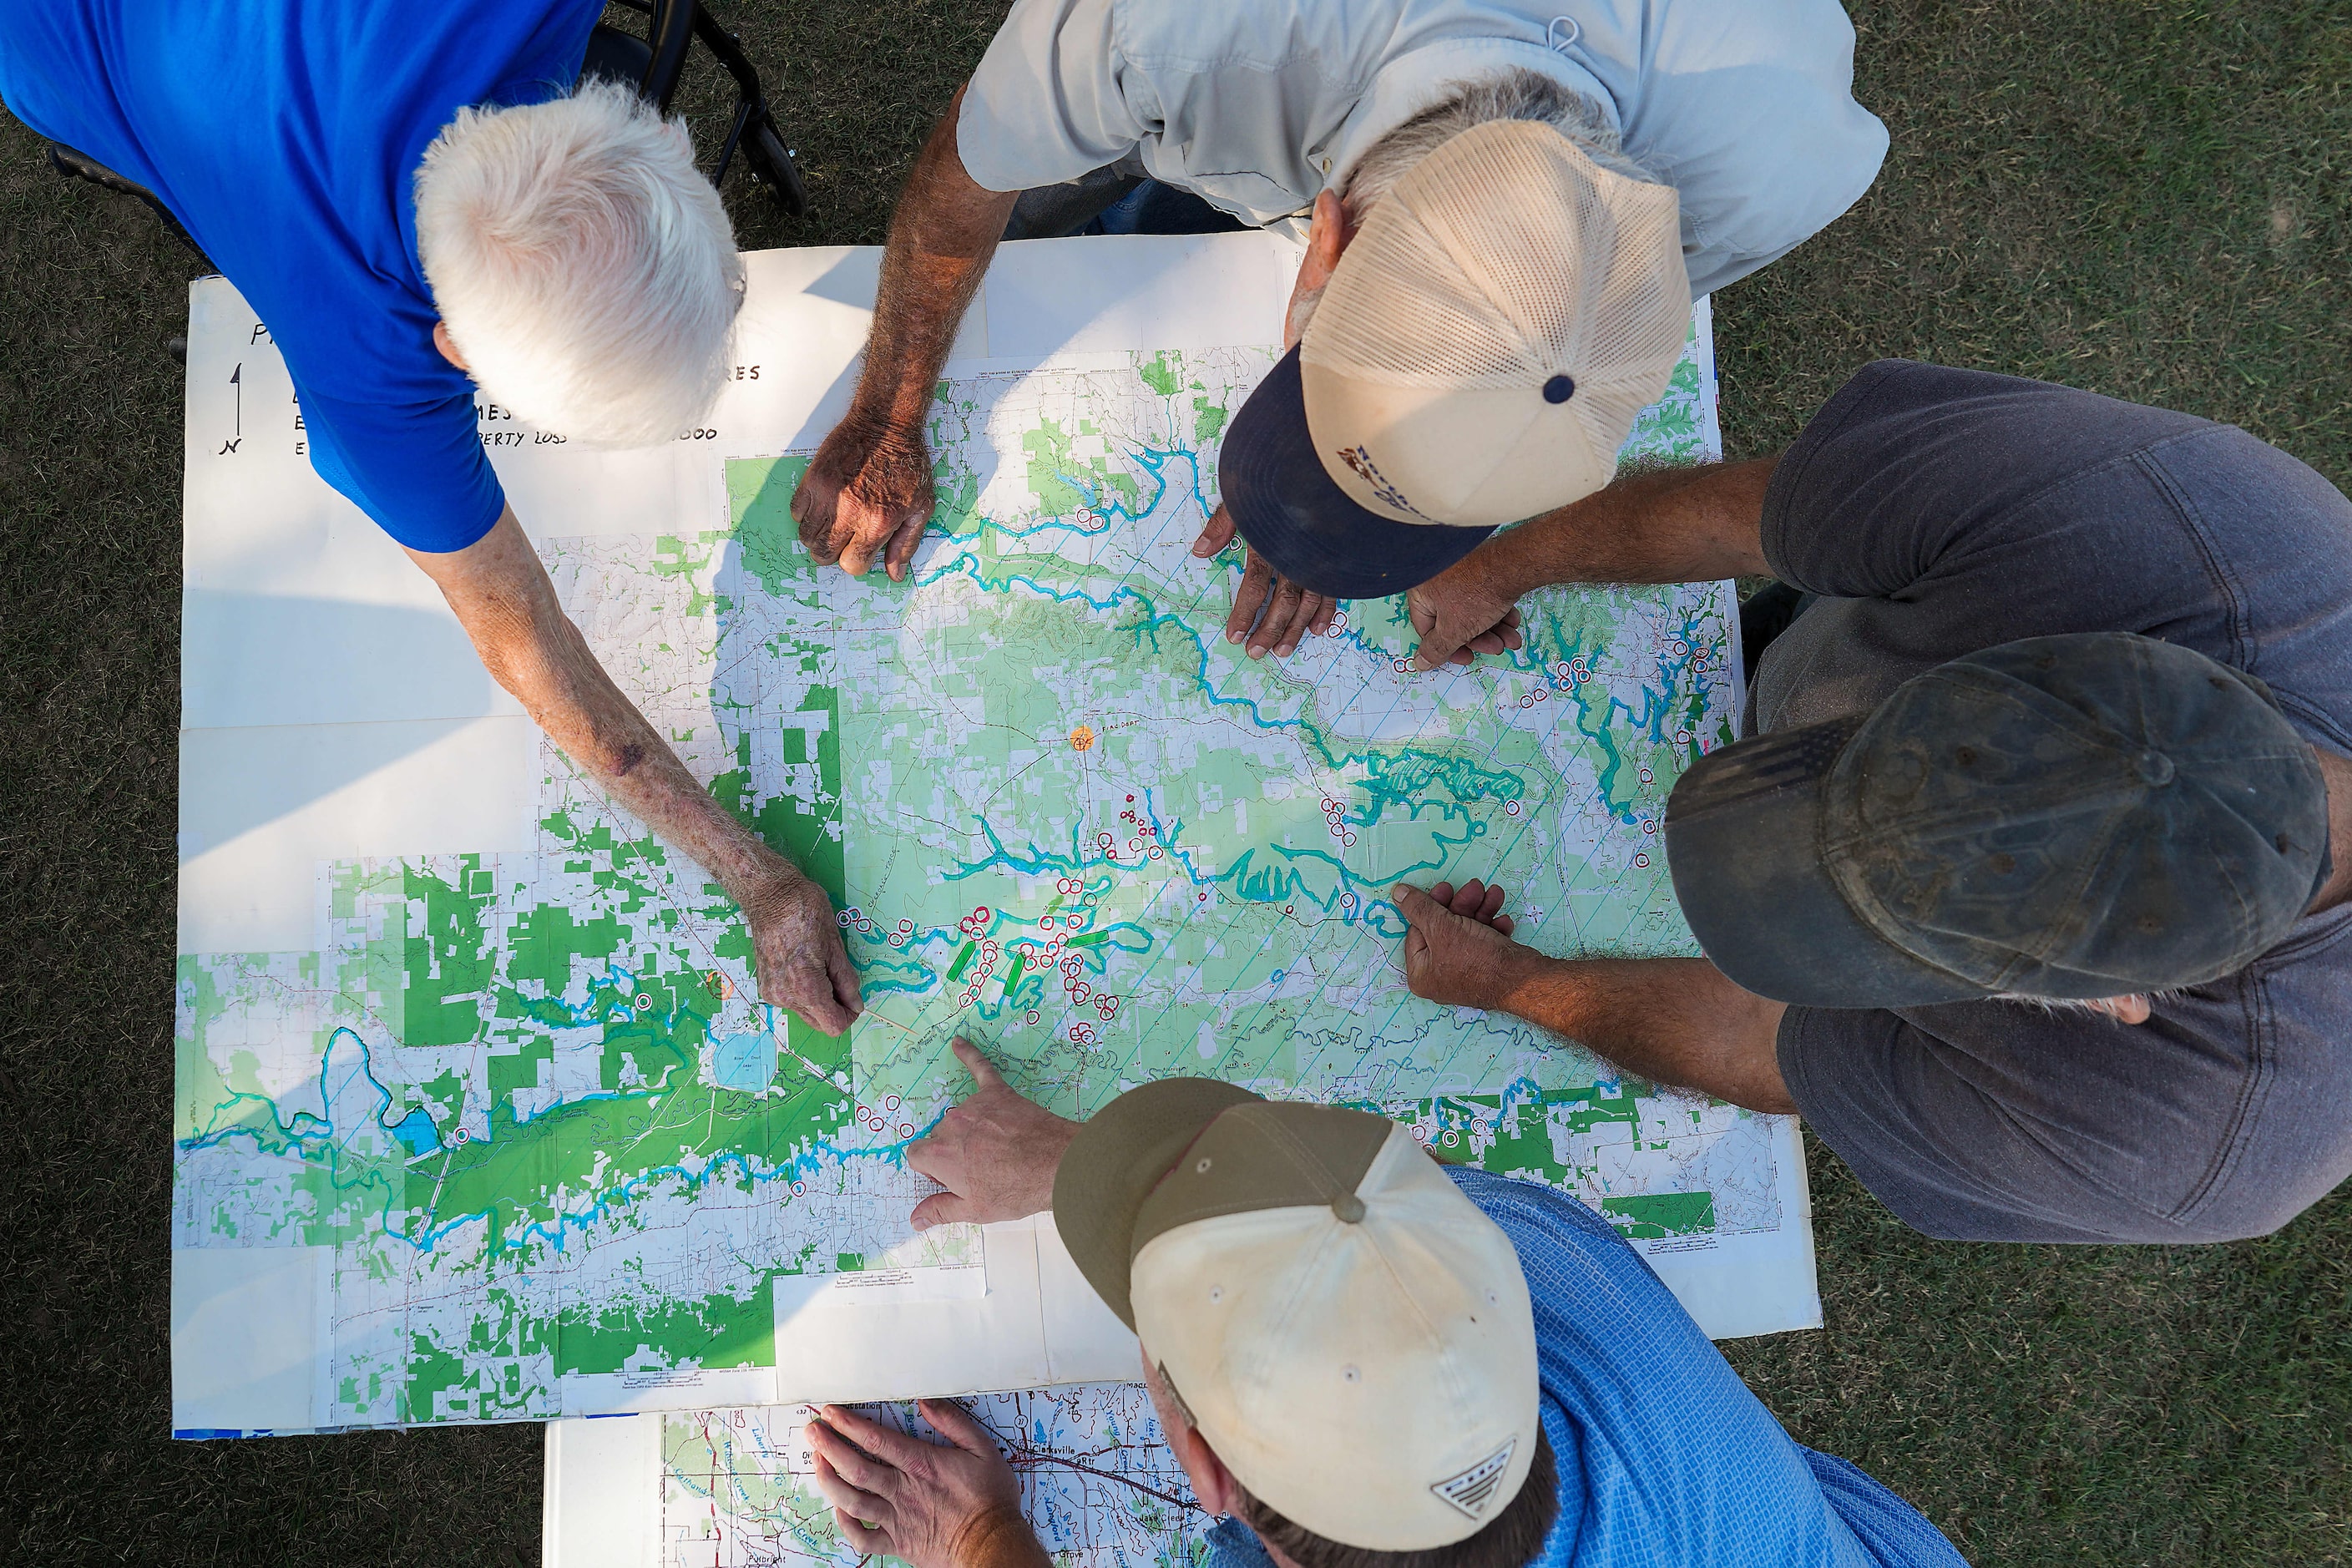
top-left (1430, 1438), bottom-right (1515, 1520)
top-left (1334, 444), bottom-right (1435, 524)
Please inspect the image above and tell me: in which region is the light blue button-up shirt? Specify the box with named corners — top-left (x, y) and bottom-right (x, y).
top-left (958, 0), bottom-right (1889, 297)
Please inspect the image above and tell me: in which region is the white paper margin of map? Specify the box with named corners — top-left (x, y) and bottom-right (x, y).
top-left (771, 1214), bottom-right (1136, 1404)
top-left (169, 1244), bottom-right (334, 1437)
top-left (546, 1410), bottom-right (665, 1568)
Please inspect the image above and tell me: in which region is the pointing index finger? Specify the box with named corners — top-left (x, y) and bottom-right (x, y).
top-left (950, 1036), bottom-right (1004, 1088)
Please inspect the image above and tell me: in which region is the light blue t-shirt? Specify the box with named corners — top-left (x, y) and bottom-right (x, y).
top-left (0, 0), bottom-right (605, 551)
top-left (1205, 1169), bottom-right (1968, 1568)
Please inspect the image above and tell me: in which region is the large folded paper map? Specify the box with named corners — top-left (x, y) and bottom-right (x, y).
top-left (172, 238), bottom-right (1814, 1441)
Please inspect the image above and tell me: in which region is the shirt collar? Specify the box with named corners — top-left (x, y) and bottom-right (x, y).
top-left (1324, 37), bottom-right (1617, 197)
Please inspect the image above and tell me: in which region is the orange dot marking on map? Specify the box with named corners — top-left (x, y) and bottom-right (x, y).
top-left (1070, 725), bottom-right (1096, 752)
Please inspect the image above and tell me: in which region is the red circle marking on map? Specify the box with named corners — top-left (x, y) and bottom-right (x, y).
top-left (1634, 852), bottom-right (1651, 868)
top-left (454, 1128), bottom-right (469, 1144)
top-left (1342, 832), bottom-right (1357, 846)
top-left (1026, 1010), bottom-right (1040, 1024)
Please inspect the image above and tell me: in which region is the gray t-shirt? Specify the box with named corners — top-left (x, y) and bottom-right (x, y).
top-left (1757, 360), bottom-right (2352, 1243)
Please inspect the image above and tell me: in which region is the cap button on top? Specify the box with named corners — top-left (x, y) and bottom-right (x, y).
top-left (2134, 749), bottom-right (2176, 786)
top-left (1332, 1194), bottom-right (1366, 1223)
top-left (1542, 375), bottom-right (1576, 404)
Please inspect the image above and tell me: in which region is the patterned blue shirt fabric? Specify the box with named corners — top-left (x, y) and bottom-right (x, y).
top-left (1198, 1169), bottom-right (1965, 1568)
top-left (0, 0), bottom-right (605, 552)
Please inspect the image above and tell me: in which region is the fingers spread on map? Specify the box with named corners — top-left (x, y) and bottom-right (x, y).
top-left (807, 1400), bottom-right (1030, 1568)
top-left (1407, 554), bottom-right (1526, 670)
top-left (905, 1038), bottom-right (1081, 1228)
top-left (747, 876), bottom-right (865, 1034)
top-left (1393, 881), bottom-right (1527, 1010)
top-left (1225, 548), bottom-right (1337, 659)
top-left (1429, 877), bottom-right (1516, 933)
top-left (793, 412), bottom-right (937, 580)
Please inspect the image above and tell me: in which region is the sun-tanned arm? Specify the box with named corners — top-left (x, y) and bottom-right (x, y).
top-left (407, 509), bottom-right (863, 1034)
top-left (1393, 881), bottom-right (1793, 1114)
top-left (1407, 456), bottom-right (1780, 669)
top-left (792, 84), bottom-right (1019, 579)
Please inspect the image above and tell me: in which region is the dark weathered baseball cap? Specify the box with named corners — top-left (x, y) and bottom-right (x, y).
top-left (1664, 633), bottom-right (2330, 1008)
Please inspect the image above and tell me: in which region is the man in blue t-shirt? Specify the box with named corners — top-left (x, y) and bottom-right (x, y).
top-left (790, 1041), bottom-right (1966, 1568)
top-left (1, 3), bottom-right (862, 1033)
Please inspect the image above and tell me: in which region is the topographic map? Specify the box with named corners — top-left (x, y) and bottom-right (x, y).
top-left (660, 1386), bottom-right (1201, 1568)
top-left (175, 312), bottom-right (1785, 1441)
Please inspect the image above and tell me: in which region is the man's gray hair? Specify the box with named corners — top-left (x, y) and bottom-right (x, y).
top-left (1341, 68), bottom-right (1659, 227)
top-left (416, 78), bottom-right (741, 448)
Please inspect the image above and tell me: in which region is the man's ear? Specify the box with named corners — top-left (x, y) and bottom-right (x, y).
top-left (432, 321), bottom-right (471, 372)
top-left (1173, 1419), bottom-right (1249, 1518)
top-left (1282, 190), bottom-right (1357, 349)
top-left (1142, 1347), bottom-right (1248, 1517)
top-left (1298, 190), bottom-right (1353, 296)
top-left (2090, 994), bottom-right (2153, 1025)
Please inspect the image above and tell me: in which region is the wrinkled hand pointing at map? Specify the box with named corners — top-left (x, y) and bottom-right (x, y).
top-left (742, 869), bottom-right (865, 1035)
top-left (906, 1039), bottom-right (1080, 1229)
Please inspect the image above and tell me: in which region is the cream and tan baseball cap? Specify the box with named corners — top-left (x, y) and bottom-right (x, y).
top-left (1219, 118), bottom-right (1690, 599)
top-left (1053, 1080), bottom-right (1541, 1551)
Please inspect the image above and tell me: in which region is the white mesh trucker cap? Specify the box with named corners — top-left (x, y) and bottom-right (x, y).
top-left (1054, 1080), bottom-right (1541, 1551)
top-left (1218, 119), bottom-right (1690, 599)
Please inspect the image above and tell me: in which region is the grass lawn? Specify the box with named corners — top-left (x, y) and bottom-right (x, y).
top-left (1, 2), bottom-right (2345, 1563)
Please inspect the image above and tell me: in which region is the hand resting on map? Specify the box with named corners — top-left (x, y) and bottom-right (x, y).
top-left (1191, 503), bottom-right (1337, 660)
top-left (807, 1398), bottom-right (1049, 1568)
top-left (1393, 878), bottom-right (1798, 1115)
top-left (906, 1039), bottom-right (1081, 1230)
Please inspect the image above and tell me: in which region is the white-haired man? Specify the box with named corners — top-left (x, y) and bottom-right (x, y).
top-left (0, 2), bottom-right (861, 1033)
top-left (798, 1042), bottom-right (1969, 1568)
top-left (792, 0), bottom-right (1887, 664)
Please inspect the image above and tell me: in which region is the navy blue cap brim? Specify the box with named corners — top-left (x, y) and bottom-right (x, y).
top-left (1217, 346), bottom-right (1496, 599)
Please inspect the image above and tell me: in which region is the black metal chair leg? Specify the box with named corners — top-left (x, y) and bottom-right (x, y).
top-left (690, 10), bottom-right (810, 217)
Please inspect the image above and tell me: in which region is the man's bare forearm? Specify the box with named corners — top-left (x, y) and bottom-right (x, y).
top-left (1488, 950), bottom-right (1793, 1113)
top-left (854, 83), bottom-right (1019, 427)
top-left (411, 513), bottom-right (798, 903)
top-left (1479, 457), bottom-right (1780, 594)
